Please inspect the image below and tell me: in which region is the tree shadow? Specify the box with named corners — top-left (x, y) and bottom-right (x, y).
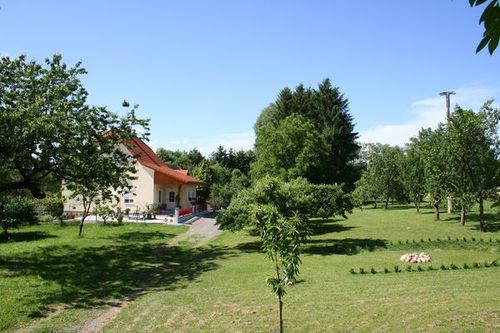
top-left (469, 213), bottom-right (500, 232)
top-left (0, 231), bottom-right (58, 243)
top-left (308, 219), bottom-right (356, 236)
top-left (304, 238), bottom-right (387, 256)
top-left (109, 231), bottom-right (179, 243)
top-left (0, 239), bottom-right (236, 319)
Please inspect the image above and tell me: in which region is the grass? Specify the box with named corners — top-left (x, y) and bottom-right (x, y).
top-left (0, 222), bottom-right (189, 332)
top-left (1, 205), bottom-right (499, 332)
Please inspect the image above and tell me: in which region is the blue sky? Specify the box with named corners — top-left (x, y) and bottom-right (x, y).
top-left (1, 0), bottom-right (499, 155)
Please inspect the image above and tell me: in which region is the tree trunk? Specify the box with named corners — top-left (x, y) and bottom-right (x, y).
top-left (460, 205), bottom-right (466, 226)
top-left (278, 295), bottom-right (284, 333)
top-left (479, 196), bottom-right (486, 232)
top-left (384, 197), bottom-right (389, 210)
top-left (79, 218), bottom-right (85, 236)
top-left (415, 199), bottom-right (420, 213)
top-left (434, 199), bottom-right (440, 221)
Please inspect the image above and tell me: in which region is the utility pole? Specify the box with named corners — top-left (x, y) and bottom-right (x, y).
top-left (439, 91), bottom-right (455, 120)
top-left (440, 91), bottom-right (455, 214)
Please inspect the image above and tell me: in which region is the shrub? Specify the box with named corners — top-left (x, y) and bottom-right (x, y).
top-left (428, 265), bottom-right (434, 271)
top-left (384, 267), bottom-right (390, 273)
top-left (406, 266), bottom-right (412, 272)
top-left (349, 268), bottom-right (356, 274)
top-left (450, 264), bottom-right (459, 270)
top-left (473, 262), bottom-right (481, 268)
top-left (0, 193), bottom-right (38, 235)
top-left (370, 268), bottom-right (377, 274)
top-left (463, 263), bottom-right (470, 269)
top-left (440, 264), bottom-right (447, 270)
top-left (359, 268), bottom-right (366, 274)
top-left (417, 266), bottom-right (424, 272)
top-left (394, 265), bottom-right (401, 273)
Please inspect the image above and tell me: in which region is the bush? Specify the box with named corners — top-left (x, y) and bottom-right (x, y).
top-left (0, 193), bottom-right (38, 235)
top-left (95, 205), bottom-right (116, 224)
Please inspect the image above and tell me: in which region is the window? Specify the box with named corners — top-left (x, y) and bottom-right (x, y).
top-left (188, 191), bottom-right (196, 201)
top-left (169, 191), bottom-right (175, 202)
top-left (124, 197), bottom-right (134, 204)
top-left (158, 190), bottom-right (162, 203)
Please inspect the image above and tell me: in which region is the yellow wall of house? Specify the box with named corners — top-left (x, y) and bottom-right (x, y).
top-left (62, 143), bottom-right (198, 214)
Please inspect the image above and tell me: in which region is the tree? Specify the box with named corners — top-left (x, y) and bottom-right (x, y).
top-left (403, 139), bottom-right (426, 212)
top-left (470, 0), bottom-right (500, 54)
top-left (210, 169), bottom-right (250, 209)
top-left (0, 192), bottom-right (37, 236)
top-left (352, 144), bottom-right (406, 209)
top-left (0, 54), bottom-right (89, 199)
top-left (253, 79), bottom-right (359, 188)
top-left (156, 148), bottom-right (205, 171)
top-left (252, 114), bottom-right (330, 183)
top-left (216, 177), bottom-right (352, 332)
top-left (415, 126), bottom-right (450, 221)
top-left (0, 54), bottom-right (149, 236)
top-left (447, 102), bottom-right (500, 230)
top-left (64, 103), bottom-right (148, 236)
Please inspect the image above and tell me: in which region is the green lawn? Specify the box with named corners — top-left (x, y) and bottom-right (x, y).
top-left (1, 206), bottom-right (499, 332)
top-left (0, 222), bottom-right (189, 332)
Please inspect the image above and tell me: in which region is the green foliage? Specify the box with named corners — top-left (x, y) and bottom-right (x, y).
top-left (253, 79), bottom-right (359, 187)
top-left (95, 205), bottom-right (116, 224)
top-left (0, 54), bottom-right (149, 236)
top-left (352, 144), bottom-right (406, 208)
top-left (469, 0), bottom-right (500, 54)
top-left (402, 140), bottom-right (426, 212)
top-left (217, 177), bottom-right (352, 231)
top-left (38, 193), bottom-right (65, 224)
top-left (0, 192), bottom-right (37, 234)
top-left (252, 114), bottom-right (329, 183)
top-left (156, 148), bottom-right (204, 171)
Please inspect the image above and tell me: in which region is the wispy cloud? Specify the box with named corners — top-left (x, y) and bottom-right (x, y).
top-left (359, 86), bottom-right (500, 146)
top-left (159, 132), bottom-right (255, 156)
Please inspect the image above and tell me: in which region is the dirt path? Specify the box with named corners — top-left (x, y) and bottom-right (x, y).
top-left (78, 213), bottom-right (221, 333)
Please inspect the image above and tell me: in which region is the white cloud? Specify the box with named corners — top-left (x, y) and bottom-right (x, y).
top-left (359, 86), bottom-right (500, 146)
top-left (161, 132), bottom-right (255, 156)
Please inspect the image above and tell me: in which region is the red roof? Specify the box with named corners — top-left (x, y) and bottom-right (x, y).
top-left (128, 137), bottom-right (203, 185)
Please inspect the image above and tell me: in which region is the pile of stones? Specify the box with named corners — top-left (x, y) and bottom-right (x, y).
top-left (400, 252), bottom-right (431, 263)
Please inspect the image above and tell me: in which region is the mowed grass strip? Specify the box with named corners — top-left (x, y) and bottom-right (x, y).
top-left (0, 222), bottom-right (188, 332)
top-left (103, 205), bottom-right (499, 333)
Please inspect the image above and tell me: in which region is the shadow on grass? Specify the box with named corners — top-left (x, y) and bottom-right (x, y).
top-left (308, 219), bottom-right (356, 235)
top-left (0, 238), bottom-right (236, 318)
top-left (442, 212), bottom-right (500, 232)
top-left (110, 231), bottom-right (178, 243)
top-left (304, 238), bottom-right (387, 256)
top-left (0, 231), bottom-right (58, 243)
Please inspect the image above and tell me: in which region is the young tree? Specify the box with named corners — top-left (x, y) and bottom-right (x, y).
top-left (217, 177), bottom-right (352, 332)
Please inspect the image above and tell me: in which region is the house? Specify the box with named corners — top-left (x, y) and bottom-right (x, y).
top-left (63, 137), bottom-right (203, 214)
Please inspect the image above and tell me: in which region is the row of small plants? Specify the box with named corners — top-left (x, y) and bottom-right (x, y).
top-left (350, 259), bottom-right (499, 275)
top-left (385, 237), bottom-right (500, 252)
top-left (388, 236), bottom-right (499, 246)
